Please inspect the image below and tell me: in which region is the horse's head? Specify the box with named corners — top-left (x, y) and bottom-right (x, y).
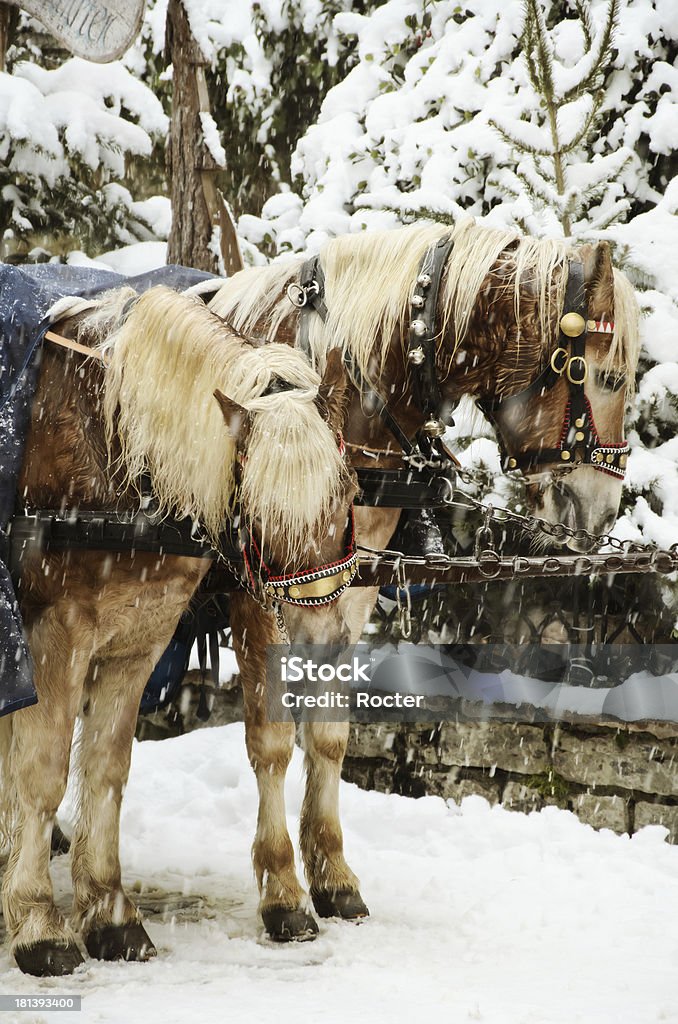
top-left (100, 289), bottom-right (356, 644)
top-left (479, 241), bottom-right (640, 551)
top-left (214, 348), bottom-right (357, 644)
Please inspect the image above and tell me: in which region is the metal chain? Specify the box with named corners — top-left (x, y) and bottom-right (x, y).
top-left (273, 601), bottom-right (290, 647)
top-left (357, 472), bottom-right (678, 580)
top-left (449, 466), bottom-right (669, 557)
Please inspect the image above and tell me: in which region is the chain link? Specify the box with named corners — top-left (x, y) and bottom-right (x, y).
top-left (451, 467), bottom-right (665, 557)
top-left (357, 471), bottom-right (678, 580)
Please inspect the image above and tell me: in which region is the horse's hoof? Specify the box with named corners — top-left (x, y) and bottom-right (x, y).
top-left (85, 922), bottom-right (157, 962)
top-left (311, 888), bottom-right (370, 920)
top-left (14, 940), bottom-right (84, 977)
top-left (261, 907), bottom-right (319, 942)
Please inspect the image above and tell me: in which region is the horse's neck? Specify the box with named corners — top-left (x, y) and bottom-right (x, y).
top-left (18, 339), bottom-right (119, 512)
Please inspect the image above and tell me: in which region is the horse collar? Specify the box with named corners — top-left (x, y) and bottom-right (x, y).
top-left (406, 233), bottom-right (458, 445)
top-left (477, 260), bottom-right (629, 480)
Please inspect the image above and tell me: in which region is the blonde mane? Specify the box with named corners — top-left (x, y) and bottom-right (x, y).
top-left (209, 219), bottom-right (640, 389)
top-left (87, 286), bottom-right (347, 558)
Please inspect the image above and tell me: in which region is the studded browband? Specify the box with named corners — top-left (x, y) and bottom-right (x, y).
top-left (477, 260), bottom-right (630, 480)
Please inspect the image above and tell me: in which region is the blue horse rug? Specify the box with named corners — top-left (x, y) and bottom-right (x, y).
top-left (0, 262), bottom-right (216, 717)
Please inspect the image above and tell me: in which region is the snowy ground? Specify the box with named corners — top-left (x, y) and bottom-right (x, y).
top-left (1, 723), bottom-right (677, 1024)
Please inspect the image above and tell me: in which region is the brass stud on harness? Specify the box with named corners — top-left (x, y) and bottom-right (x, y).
top-left (560, 312), bottom-right (586, 337)
top-left (424, 418), bottom-right (446, 437)
top-left (575, 417), bottom-right (585, 428)
top-left (619, 454), bottom-right (628, 468)
top-left (342, 569), bottom-right (352, 582)
top-left (575, 431), bottom-right (585, 442)
top-left (561, 450), bottom-right (572, 461)
top-left (408, 346), bottom-right (425, 365)
top-left (410, 319), bottom-right (427, 337)
top-left (508, 457), bottom-right (517, 469)
top-left (289, 585), bottom-right (301, 598)
top-left (605, 453), bottom-right (614, 464)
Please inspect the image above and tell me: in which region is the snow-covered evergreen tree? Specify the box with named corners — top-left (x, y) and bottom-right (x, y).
top-left (489, 0), bottom-right (632, 236)
top-left (1, 16), bottom-right (168, 259)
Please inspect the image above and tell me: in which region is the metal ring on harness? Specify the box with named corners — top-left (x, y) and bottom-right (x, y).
top-left (286, 281), bottom-right (319, 309)
top-left (566, 356), bottom-right (588, 385)
top-left (550, 347), bottom-right (568, 375)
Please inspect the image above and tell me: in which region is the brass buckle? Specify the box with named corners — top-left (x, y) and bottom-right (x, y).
top-left (550, 348), bottom-right (568, 375)
top-left (566, 356), bottom-right (588, 384)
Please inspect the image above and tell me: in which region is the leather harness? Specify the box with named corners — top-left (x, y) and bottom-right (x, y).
top-left (7, 332), bottom-right (357, 610)
top-left (8, 244), bottom-right (629, 595)
top-left (477, 260), bottom-right (630, 479)
top-left (290, 238), bottom-right (460, 509)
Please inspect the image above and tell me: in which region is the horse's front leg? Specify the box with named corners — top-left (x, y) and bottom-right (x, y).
top-left (300, 720), bottom-right (368, 920)
top-left (230, 593), bottom-right (317, 942)
top-left (2, 609), bottom-right (90, 976)
top-left (71, 650), bottom-right (162, 962)
top-left (299, 508), bottom-right (400, 921)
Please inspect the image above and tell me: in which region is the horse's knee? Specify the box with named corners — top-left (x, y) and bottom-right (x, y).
top-left (304, 721), bottom-right (349, 765)
top-left (246, 721), bottom-right (296, 774)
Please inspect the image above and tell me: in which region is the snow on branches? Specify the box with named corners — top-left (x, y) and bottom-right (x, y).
top-left (0, 56), bottom-right (167, 257)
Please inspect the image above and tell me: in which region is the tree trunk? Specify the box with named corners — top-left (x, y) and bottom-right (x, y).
top-left (0, 2), bottom-right (16, 73)
top-left (166, 0), bottom-right (220, 273)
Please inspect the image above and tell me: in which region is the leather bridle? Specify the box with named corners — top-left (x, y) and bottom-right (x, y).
top-left (291, 241), bottom-right (630, 495)
top-left (477, 260), bottom-right (630, 481)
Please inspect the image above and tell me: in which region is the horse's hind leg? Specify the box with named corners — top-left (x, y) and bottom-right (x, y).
top-left (71, 653), bottom-right (158, 963)
top-left (2, 613), bottom-right (88, 976)
top-left (230, 594), bottom-right (317, 942)
top-left (301, 721), bottom-right (368, 921)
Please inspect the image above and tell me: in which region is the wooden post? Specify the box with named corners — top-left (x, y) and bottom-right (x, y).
top-left (166, 0), bottom-right (242, 275)
top-left (0, 2), bottom-right (15, 73)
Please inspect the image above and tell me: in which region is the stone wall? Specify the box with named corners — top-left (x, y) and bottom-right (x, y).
top-left (343, 718), bottom-right (678, 841)
top-left (137, 672), bottom-right (678, 843)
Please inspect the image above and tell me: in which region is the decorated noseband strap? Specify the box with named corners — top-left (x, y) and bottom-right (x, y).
top-left (241, 508), bottom-right (358, 607)
top-left (478, 259), bottom-right (629, 480)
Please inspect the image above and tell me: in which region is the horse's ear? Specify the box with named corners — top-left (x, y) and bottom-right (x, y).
top-left (581, 241), bottom-right (614, 301)
top-left (317, 348), bottom-right (350, 432)
top-left (214, 389), bottom-right (250, 441)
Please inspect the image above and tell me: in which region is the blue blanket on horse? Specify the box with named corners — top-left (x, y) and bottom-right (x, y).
top-left (0, 263), bottom-right (216, 717)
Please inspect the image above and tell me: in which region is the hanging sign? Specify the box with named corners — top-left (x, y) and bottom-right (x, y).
top-left (5, 0), bottom-right (145, 63)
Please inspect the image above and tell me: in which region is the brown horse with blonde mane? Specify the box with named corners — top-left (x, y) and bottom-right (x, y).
top-left (209, 215), bottom-right (641, 932)
top-left (0, 286), bottom-right (357, 976)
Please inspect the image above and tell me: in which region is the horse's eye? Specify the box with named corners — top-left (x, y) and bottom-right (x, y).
top-left (262, 376), bottom-right (297, 396)
top-left (595, 370), bottom-right (626, 393)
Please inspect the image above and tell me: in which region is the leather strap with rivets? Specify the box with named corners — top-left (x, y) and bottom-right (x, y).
top-left (477, 259), bottom-right (629, 480)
